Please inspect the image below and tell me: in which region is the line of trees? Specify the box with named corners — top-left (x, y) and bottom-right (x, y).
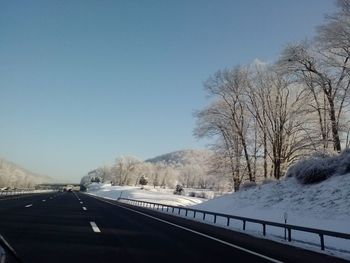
top-left (194, 0), bottom-right (350, 191)
top-left (0, 159), bottom-right (49, 188)
top-left (80, 153), bottom-right (230, 191)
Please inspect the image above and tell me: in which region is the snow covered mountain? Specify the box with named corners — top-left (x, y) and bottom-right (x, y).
top-left (0, 159), bottom-right (52, 188)
top-left (145, 149), bottom-right (213, 167)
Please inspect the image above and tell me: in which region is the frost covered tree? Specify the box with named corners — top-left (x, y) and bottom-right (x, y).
top-left (0, 159), bottom-right (50, 188)
top-left (248, 67), bottom-right (314, 179)
top-left (195, 65), bottom-right (313, 184)
top-left (195, 67), bottom-right (257, 190)
top-left (278, 1), bottom-right (350, 152)
top-left (111, 156), bottom-right (141, 185)
top-left (194, 0), bottom-right (350, 189)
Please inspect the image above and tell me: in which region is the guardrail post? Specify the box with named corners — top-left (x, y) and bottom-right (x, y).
top-left (243, 220), bottom-right (246, 230)
top-left (178, 208), bottom-right (181, 215)
top-left (193, 211), bottom-right (196, 218)
top-left (185, 209), bottom-right (188, 216)
top-left (227, 217), bottom-right (230, 226)
top-left (172, 207), bottom-right (175, 213)
top-left (166, 207), bottom-right (169, 212)
top-left (263, 224), bottom-right (266, 236)
top-left (203, 212), bottom-right (206, 220)
top-left (288, 228), bottom-right (292, 242)
top-left (320, 234), bottom-right (325, 250)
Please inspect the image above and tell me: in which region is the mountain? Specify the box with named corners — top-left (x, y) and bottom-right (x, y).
top-left (0, 159), bottom-right (52, 188)
top-left (145, 149), bottom-right (213, 167)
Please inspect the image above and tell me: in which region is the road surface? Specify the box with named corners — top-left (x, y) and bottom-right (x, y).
top-left (0, 192), bottom-right (347, 263)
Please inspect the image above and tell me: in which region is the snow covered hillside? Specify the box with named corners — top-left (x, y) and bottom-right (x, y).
top-left (86, 183), bottom-right (204, 206)
top-left (145, 149), bottom-right (212, 167)
top-left (192, 174), bottom-right (350, 257)
top-left (0, 159), bottom-right (52, 188)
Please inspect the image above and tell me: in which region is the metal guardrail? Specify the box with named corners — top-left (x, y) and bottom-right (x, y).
top-left (0, 189), bottom-right (52, 196)
top-left (118, 197), bottom-right (350, 251)
top-left (0, 189), bottom-right (34, 196)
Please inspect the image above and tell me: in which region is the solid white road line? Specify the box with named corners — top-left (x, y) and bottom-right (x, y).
top-left (25, 204), bottom-right (33, 208)
top-left (0, 234), bottom-right (18, 258)
top-left (92, 196), bottom-right (283, 263)
top-left (82, 207), bottom-right (87, 211)
top-left (90, 221), bottom-right (101, 233)
top-left (80, 201), bottom-right (83, 204)
top-left (42, 199), bottom-right (46, 202)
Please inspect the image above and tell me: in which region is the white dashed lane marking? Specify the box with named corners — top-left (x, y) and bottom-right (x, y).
top-left (42, 200), bottom-right (46, 202)
top-left (90, 222), bottom-right (101, 233)
top-left (25, 204), bottom-right (33, 208)
top-left (82, 207), bottom-right (87, 211)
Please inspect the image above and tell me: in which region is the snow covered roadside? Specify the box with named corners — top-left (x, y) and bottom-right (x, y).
top-left (84, 176), bottom-right (350, 260)
top-left (191, 175), bottom-right (350, 260)
top-left (85, 183), bottom-right (204, 207)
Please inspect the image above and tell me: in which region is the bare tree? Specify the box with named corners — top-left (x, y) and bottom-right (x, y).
top-left (111, 156), bottom-right (141, 185)
top-left (194, 100), bottom-right (244, 191)
top-left (278, 0), bottom-right (350, 152)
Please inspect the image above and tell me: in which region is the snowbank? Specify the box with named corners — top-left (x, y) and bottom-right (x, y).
top-left (192, 174), bottom-right (350, 258)
top-left (86, 183), bottom-right (204, 207)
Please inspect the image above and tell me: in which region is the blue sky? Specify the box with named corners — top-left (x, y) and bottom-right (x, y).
top-left (0, 0), bottom-right (336, 182)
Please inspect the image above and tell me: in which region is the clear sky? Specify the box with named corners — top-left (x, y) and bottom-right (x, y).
top-left (0, 0), bottom-right (336, 183)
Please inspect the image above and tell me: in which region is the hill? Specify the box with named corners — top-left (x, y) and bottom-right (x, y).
top-left (0, 159), bottom-right (52, 188)
top-left (145, 149), bottom-right (213, 167)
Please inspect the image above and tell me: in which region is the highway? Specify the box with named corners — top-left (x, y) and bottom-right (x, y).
top-left (0, 192), bottom-right (348, 263)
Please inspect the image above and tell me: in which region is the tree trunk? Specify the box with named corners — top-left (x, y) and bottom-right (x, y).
top-left (327, 96), bottom-right (342, 152)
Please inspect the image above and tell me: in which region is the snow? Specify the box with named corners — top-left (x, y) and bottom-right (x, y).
top-left (85, 173), bottom-right (350, 260)
top-left (86, 183), bottom-right (204, 207)
top-left (191, 175), bottom-right (350, 259)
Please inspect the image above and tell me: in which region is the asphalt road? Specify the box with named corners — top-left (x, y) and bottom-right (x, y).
top-left (0, 192), bottom-right (348, 263)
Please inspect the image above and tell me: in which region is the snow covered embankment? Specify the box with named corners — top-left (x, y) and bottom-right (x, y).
top-left (192, 174), bottom-right (350, 259)
top-left (86, 183), bottom-right (203, 207)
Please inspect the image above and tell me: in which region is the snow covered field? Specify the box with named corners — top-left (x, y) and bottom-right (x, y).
top-left (86, 183), bottom-right (204, 206)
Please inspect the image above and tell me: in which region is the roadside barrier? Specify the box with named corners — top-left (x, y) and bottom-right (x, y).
top-left (0, 189), bottom-right (52, 196)
top-left (118, 197), bottom-right (350, 251)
